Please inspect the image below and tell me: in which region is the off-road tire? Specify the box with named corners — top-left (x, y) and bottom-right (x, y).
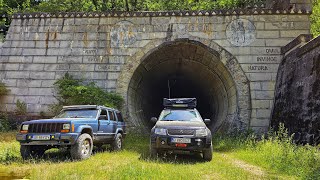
top-left (20, 145), bottom-right (46, 160)
top-left (203, 143), bottom-right (213, 161)
top-left (111, 133), bottom-right (122, 151)
top-left (70, 133), bottom-right (93, 160)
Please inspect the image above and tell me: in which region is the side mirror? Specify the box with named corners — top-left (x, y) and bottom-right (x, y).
top-left (99, 115), bottom-right (107, 120)
top-left (204, 119), bottom-right (211, 124)
top-left (151, 117), bottom-right (158, 123)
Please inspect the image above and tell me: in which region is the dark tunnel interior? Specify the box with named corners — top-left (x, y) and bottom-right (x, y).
top-left (127, 41), bottom-right (237, 131)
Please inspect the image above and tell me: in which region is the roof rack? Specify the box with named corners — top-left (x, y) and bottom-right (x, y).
top-left (163, 98), bottom-right (197, 108)
top-left (62, 105), bottom-right (98, 109)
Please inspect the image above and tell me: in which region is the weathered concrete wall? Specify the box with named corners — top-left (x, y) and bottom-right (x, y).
top-left (0, 7), bottom-right (311, 132)
top-left (272, 35), bottom-right (320, 144)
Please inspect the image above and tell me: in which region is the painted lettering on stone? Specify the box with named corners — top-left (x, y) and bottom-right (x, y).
top-left (88, 56), bottom-right (107, 63)
top-left (248, 65), bottom-right (268, 71)
top-left (111, 21), bottom-right (137, 48)
top-left (83, 49), bottom-right (97, 55)
top-left (97, 65), bottom-right (121, 71)
top-left (108, 56), bottom-right (125, 64)
top-left (266, 48), bottom-right (280, 54)
top-left (226, 19), bottom-right (256, 46)
top-left (56, 64), bottom-right (70, 70)
top-left (257, 56), bottom-right (279, 62)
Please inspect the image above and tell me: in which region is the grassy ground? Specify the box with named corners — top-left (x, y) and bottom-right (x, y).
top-left (0, 131), bottom-right (319, 180)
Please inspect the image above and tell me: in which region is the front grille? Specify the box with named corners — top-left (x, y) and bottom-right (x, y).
top-left (28, 123), bottom-right (64, 133)
top-left (167, 129), bottom-right (195, 136)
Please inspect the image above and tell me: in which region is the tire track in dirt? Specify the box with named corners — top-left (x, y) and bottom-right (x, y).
top-left (221, 153), bottom-right (266, 178)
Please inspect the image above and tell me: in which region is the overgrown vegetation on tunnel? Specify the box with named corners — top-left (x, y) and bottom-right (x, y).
top-left (2, 0), bottom-right (320, 37)
top-left (0, 124), bottom-right (319, 179)
top-left (51, 73), bottom-right (124, 114)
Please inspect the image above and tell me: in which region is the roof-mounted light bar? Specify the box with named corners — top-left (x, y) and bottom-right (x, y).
top-left (163, 98), bottom-right (197, 108)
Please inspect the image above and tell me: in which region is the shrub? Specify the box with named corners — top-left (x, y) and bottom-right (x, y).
top-left (53, 73), bottom-right (124, 110)
top-left (0, 82), bottom-right (9, 96)
top-left (0, 112), bottom-right (10, 132)
top-left (15, 100), bottom-right (27, 115)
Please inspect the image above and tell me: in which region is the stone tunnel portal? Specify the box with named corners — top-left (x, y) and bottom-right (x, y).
top-left (127, 40), bottom-right (238, 131)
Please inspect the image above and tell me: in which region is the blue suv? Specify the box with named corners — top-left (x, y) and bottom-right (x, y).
top-left (16, 105), bottom-right (126, 160)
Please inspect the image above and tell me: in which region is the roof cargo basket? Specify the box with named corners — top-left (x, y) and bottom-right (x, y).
top-left (163, 98), bottom-right (197, 108)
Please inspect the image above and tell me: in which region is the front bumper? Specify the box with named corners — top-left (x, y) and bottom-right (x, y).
top-left (150, 135), bottom-right (212, 152)
top-left (16, 133), bottom-right (79, 146)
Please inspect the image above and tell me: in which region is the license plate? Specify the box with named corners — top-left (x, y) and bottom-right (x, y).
top-left (32, 135), bottom-right (51, 140)
top-left (171, 138), bottom-right (191, 144)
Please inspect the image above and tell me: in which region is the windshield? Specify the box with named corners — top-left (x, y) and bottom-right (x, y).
top-left (55, 109), bottom-right (98, 119)
top-left (158, 109), bottom-right (201, 121)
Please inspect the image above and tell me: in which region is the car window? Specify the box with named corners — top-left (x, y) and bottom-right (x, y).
top-left (108, 110), bottom-right (115, 121)
top-left (100, 109), bottom-right (108, 120)
top-left (159, 109), bottom-right (200, 121)
top-left (55, 109), bottom-right (98, 119)
top-left (116, 112), bottom-right (123, 122)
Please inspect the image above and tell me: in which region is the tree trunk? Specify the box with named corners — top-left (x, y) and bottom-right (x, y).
top-left (132, 0), bottom-right (138, 11)
top-left (125, 0), bottom-right (129, 11)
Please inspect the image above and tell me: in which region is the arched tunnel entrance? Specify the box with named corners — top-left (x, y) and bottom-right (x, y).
top-left (126, 40), bottom-right (241, 131)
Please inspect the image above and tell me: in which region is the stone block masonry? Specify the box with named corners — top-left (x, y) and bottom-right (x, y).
top-left (272, 35), bottom-right (320, 144)
top-left (0, 6), bottom-right (312, 132)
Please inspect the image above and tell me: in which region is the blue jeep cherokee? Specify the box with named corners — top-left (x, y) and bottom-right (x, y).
top-left (16, 105), bottom-right (126, 160)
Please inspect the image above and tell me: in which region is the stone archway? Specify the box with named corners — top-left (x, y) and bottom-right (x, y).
top-left (117, 37), bottom-right (251, 132)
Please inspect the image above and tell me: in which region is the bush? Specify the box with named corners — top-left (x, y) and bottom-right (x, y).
top-left (0, 112), bottom-right (10, 132)
top-left (53, 73), bottom-right (124, 110)
top-left (15, 100), bottom-right (27, 115)
top-left (0, 82), bottom-right (9, 96)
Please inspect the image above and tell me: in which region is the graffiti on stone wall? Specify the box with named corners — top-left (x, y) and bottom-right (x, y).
top-left (111, 21), bottom-right (137, 47)
top-left (226, 19), bottom-right (256, 46)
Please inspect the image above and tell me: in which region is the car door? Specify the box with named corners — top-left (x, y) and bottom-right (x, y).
top-left (115, 111), bottom-right (126, 134)
top-left (105, 110), bottom-right (117, 140)
top-left (96, 109), bottom-right (109, 142)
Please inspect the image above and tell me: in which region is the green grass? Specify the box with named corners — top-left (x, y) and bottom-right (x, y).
top-left (0, 131), bottom-right (319, 180)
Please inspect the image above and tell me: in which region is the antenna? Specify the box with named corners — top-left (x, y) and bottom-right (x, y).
top-left (167, 79), bottom-right (170, 98)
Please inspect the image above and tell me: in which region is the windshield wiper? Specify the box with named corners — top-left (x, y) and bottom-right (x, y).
top-left (67, 116), bottom-right (87, 118)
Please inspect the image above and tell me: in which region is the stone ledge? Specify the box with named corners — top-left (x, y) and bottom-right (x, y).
top-left (11, 8), bottom-right (311, 19)
top-left (298, 35), bottom-right (320, 56)
top-left (281, 34), bottom-right (313, 54)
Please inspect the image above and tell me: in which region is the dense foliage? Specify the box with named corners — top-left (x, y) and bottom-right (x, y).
top-left (0, 0), bottom-right (319, 36)
top-left (53, 73), bottom-right (124, 111)
top-left (311, 0), bottom-right (320, 36)
top-left (0, 0), bottom-right (264, 13)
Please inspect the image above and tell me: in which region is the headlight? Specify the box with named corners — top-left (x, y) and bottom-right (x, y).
top-left (195, 129), bottom-right (207, 136)
top-left (22, 124), bottom-right (29, 131)
top-left (154, 128), bottom-right (167, 135)
top-left (63, 124), bottom-right (70, 130)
